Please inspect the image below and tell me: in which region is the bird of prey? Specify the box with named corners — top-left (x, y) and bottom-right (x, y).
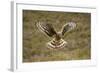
top-left (37, 22), bottom-right (76, 49)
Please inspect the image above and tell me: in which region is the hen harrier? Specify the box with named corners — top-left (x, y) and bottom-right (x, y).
top-left (37, 22), bottom-right (76, 49)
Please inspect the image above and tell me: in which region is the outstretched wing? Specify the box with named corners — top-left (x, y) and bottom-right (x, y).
top-left (37, 22), bottom-right (57, 37)
top-left (61, 22), bottom-right (76, 35)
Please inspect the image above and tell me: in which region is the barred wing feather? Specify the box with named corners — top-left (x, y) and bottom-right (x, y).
top-left (37, 22), bottom-right (57, 37)
top-left (61, 22), bottom-right (76, 35)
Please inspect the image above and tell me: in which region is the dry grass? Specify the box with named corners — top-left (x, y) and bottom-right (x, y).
top-left (23, 10), bottom-right (91, 62)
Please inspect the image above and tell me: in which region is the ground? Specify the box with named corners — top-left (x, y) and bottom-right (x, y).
top-left (23, 10), bottom-right (91, 62)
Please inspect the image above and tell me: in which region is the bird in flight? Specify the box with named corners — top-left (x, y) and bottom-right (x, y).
top-left (37, 21), bottom-right (76, 49)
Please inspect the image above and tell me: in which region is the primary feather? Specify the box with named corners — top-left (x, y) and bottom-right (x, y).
top-left (37, 22), bottom-right (57, 37)
top-left (61, 22), bottom-right (76, 35)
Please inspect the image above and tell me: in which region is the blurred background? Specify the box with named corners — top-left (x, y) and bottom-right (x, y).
top-left (23, 10), bottom-right (91, 62)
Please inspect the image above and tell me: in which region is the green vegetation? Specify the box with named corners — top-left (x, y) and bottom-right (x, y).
top-left (23, 10), bottom-right (91, 62)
